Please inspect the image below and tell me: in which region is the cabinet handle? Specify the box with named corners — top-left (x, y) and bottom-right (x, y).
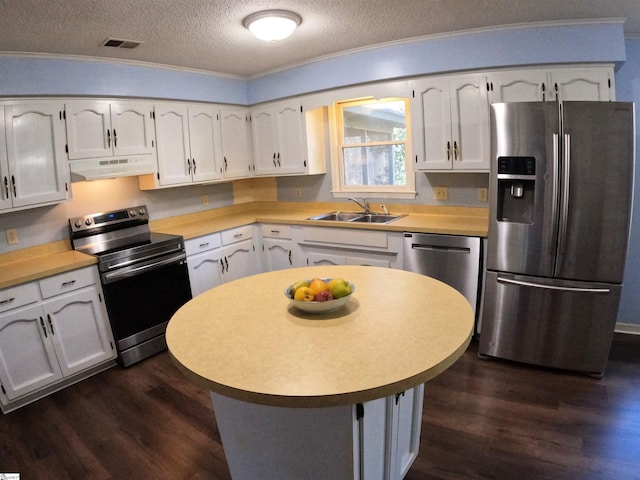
top-left (271, 230), bottom-right (280, 235)
top-left (277, 152), bottom-right (281, 167)
top-left (47, 314), bottom-right (55, 335)
top-left (107, 129), bottom-right (111, 148)
top-left (187, 158), bottom-right (192, 174)
top-left (453, 141), bottom-right (459, 161)
top-left (11, 175), bottom-right (16, 197)
top-left (224, 157), bottom-right (228, 170)
top-left (288, 250), bottom-right (292, 266)
top-left (541, 83), bottom-right (546, 101)
top-left (446, 141), bottom-right (451, 161)
top-left (3, 176), bottom-right (8, 199)
top-left (40, 317), bottom-right (48, 338)
top-left (61, 280), bottom-right (76, 288)
top-left (225, 256), bottom-right (229, 272)
top-left (113, 129), bottom-right (117, 147)
top-left (233, 233), bottom-right (243, 239)
top-left (273, 152), bottom-right (277, 168)
top-left (193, 159), bottom-right (196, 174)
top-left (0, 297), bottom-right (15, 305)
top-left (199, 242), bottom-right (210, 248)
top-left (220, 258), bottom-right (225, 274)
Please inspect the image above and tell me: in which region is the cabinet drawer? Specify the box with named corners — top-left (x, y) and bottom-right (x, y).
top-left (221, 225), bottom-right (253, 245)
top-left (39, 266), bottom-right (96, 299)
top-left (185, 232), bottom-right (221, 256)
top-left (261, 224), bottom-right (292, 239)
top-left (0, 282), bottom-right (39, 314)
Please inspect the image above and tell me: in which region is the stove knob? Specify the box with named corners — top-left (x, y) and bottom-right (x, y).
top-left (139, 208), bottom-right (146, 216)
top-left (129, 210), bottom-right (136, 217)
top-left (74, 220), bottom-right (82, 228)
top-left (85, 218), bottom-right (92, 226)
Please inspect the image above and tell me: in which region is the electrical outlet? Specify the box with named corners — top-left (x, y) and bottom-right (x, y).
top-left (201, 194), bottom-right (209, 206)
top-left (478, 187), bottom-right (488, 202)
top-left (294, 187), bottom-right (302, 198)
top-left (434, 186), bottom-right (448, 201)
top-left (6, 229), bottom-right (18, 245)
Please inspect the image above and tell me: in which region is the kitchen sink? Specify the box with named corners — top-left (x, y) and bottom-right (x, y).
top-left (307, 211), bottom-right (404, 224)
top-left (350, 214), bottom-right (404, 224)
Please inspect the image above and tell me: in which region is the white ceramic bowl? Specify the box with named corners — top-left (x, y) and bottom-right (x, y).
top-left (285, 279), bottom-right (355, 314)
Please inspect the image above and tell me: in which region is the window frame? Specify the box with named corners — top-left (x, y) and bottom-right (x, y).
top-left (330, 96), bottom-right (416, 199)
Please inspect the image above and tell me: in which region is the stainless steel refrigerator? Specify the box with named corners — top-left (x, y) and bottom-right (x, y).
top-left (479, 101), bottom-right (635, 376)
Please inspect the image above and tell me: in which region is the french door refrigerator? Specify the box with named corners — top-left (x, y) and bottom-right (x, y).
top-left (479, 101), bottom-right (635, 376)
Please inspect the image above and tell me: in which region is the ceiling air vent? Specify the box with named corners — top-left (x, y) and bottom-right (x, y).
top-left (102, 38), bottom-right (143, 49)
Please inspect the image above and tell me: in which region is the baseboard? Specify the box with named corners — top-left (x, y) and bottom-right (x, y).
top-left (614, 323), bottom-right (640, 335)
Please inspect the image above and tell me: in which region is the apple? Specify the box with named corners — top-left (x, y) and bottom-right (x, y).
top-left (290, 279), bottom-right (310, 297)
top-left (327, 278), bottom-right (351, 298)
top-left (294, 286), bottom-right (315, 302)
top-left (313, 290), bottom-right (334, 302)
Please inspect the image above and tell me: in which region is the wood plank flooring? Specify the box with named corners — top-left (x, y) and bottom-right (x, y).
top-left (1, 333), bottom-right (639, 479)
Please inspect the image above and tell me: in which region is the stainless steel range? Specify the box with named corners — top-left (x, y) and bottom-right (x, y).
top-left (69, 205), bottom-right (192, 367)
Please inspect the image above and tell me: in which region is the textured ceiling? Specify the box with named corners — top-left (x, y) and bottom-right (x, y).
top-left (0, 0), bottom-right (639, 77)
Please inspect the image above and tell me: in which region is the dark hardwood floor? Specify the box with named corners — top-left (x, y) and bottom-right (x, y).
top-left (1, 333), bottom-right (639, 479)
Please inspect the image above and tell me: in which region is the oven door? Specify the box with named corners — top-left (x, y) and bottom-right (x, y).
top-left (100, 251), bottom-right (192, 366)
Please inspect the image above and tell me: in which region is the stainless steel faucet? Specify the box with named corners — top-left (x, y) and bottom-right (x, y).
top-left (348, 196), bottom-right (370, 213)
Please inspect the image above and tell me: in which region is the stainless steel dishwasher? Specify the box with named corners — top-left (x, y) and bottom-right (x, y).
top-left (403, 232), bottom-right (481, 318)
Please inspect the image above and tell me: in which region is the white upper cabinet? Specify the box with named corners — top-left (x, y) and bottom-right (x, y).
top-left (65, 100), bottom-right (155, 160)
top-left (150, 103), bottom-right (222, 187)
top-left (487, 66), bottom-right (615, 103)
top-left (220, 107), bottom-right (253, 180)
top-left (411, 74), bottom-right (490, 171)
top-left (251, 100), bottom-right (327, 177)
top-left (0, 102), bottom-right (69, 212)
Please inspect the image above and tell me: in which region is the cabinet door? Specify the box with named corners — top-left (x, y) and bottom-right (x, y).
top-left (189, 106), bottom-right (223, 183)
top-left (411, 77), bottom-right (452, 170)
top-left (307, 251), bottom-right (346, 266)
top-left (550, 68), bottom-right (613, 101)
top-left (110, 102), bottom-right (155, 156)
top-left (222, 240), bottom-right (256, 282)
top-left (5, 103), bottom-right (69, 208)
top-left (346, 255), bottom-right (391, 268)
top-left (488, 70), bottom-right (546, 102)
top-left (263, 238), bottom-right (293, 272)
top-left (155, 104), bottom-right (192, 186)
top-left (220, 107), bottom-right (252, 179)
top-left (0, 304), bottom-right (63, 401)
top-left (391, 384), bottom-right (424, 479)
top-left (65, 101), bottom-right (112, 159)
top-left (251, 108), bottom-right (278, 175)
top-left (449, 74), bottom-right (490, 170)
top-left (0, 106), bottom-right (11, 211)
top-left (187, 250), bottom-right (223, 297)
top-left (275, 102), bottom-right (306, 174)
top-left (43, 288), bottom-right (115, 377)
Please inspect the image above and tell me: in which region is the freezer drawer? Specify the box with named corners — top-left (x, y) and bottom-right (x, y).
top-left (403, 233), bottom-right (481, 316)
top-left (479, 271), bottom-right (621, 375)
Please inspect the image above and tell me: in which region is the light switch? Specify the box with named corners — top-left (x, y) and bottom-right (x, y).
top-left (6, 229), bottom-right (18, 245)
top-left (434, 186), bottom-right (448, 201)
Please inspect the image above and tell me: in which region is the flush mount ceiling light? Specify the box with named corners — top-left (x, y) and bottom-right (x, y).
top-left (243, 10), bottom-right (302, 42)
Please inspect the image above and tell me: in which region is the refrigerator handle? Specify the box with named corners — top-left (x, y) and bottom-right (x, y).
top-left (497, 276), bottom-right (610, 294)
top-left (556, 133), bottom-right (571, 268)
top-left (550, 133), bottom-right (561, 261)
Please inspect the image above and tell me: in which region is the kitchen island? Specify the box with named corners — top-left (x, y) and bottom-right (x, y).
top-left (167, 265), bottom-right (474, 479)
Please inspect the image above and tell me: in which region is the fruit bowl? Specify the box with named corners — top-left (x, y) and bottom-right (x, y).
top-left (285, 279), bottom-right (355, 314)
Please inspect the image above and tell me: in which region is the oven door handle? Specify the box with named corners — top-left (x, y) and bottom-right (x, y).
top-left (102, 251), bottom-right (187, 284)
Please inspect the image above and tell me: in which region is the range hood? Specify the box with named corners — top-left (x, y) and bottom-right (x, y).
top-left (69, 156), bottom-right (156, 182)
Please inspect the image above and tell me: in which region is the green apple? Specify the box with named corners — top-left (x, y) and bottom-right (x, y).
top-left (327, 278), bottom-right (351, 298)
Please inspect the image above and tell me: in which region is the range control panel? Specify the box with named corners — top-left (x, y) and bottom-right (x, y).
top-left (69, 205), bottom-right (149, 233)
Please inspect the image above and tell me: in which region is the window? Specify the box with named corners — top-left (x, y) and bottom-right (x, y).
top-left (333, 97), bottom-right (414, 198)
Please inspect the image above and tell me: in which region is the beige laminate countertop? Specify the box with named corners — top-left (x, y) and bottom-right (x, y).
top-left (0, 202), bottom-right (488, 290)
top-left (151, 201), bottom-right (489, 240)
top-left (166, 265), bottom-right (474, 408)
top-left (0, 241), bottom-right (96, 290)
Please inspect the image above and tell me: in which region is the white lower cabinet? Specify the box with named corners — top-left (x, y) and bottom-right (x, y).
top-left (296, 226), bottom-right (403, 269)
top-left (0, 266), bottom-right (116, 412)
top-left (211, 383), bottom-right (424, 480)
top-left (261, 224), bottom-right (294, 272)
top-left (185, 232), bottom-right (223, 297)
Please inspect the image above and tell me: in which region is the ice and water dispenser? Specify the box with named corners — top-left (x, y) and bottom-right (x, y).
top-left (496, 156), bottom-right (536, 224)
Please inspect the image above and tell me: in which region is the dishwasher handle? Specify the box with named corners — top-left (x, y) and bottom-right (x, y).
top-left (410, 243), bottom-right (471, 254)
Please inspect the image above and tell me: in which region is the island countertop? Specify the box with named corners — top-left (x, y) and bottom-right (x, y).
top-left (166, 265), bottom-right (474, 408)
